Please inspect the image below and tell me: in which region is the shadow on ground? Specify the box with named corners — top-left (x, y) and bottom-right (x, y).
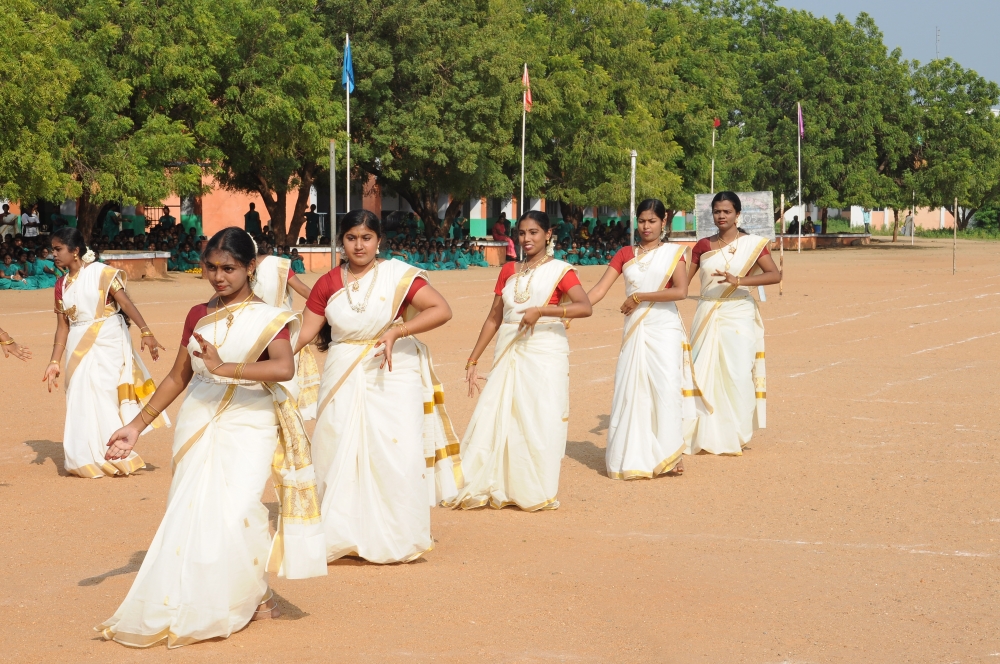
top-left (24, 440), bottom-right (68, 476)
top-left (79, 551), bottom-right (147, 586)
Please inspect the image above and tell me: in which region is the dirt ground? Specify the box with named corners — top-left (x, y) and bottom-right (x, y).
top-left (2, 237), bottom-right (998, 663)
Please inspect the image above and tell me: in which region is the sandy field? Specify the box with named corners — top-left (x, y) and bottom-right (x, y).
top-left (1, 237), bottom-right (998, 663)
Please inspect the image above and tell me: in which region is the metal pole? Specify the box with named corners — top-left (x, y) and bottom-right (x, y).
top-left (330, 139), bottom-right (337, 265)
top-left (710, 128), bottom-right (716, 194)
top-left (911, 190), bottom-right (915, 245)
top-left (629, 149), bottom-right (637, 248)
top-left (779, 192), bottom-right (785, 296)
top-left (345, 35), bottom-right (351, 214)
top-left (953, 197), bottom-right (958, 274)
top-left (797, 103), bottom-right (802, 254)
top-left (520, 63), bottom-right (527, 220)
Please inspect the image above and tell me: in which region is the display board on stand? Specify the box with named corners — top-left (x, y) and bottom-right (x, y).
top-left (695, 191), bottom-right (775, 241)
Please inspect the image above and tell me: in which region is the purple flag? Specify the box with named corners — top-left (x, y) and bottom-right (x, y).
top-left (798, 103), bottom-right (804, 138)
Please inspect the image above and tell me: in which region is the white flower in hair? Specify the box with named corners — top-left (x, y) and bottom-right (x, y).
top-left (546, 237), bottom-right (555, 257)
top-left (82, 249), bottom-right (96, 264)
top-left (249, 236), bottom-right (259, 255)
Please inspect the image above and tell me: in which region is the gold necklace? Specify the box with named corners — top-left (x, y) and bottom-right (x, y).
top-left (513, 255), bottom-right (550, 304)
top-left (63, 265), bottom-right (83, 290)
top-left (717, 232), bottom-right (739, 272)
top-left (213, 291), bottom-right (255, 348)
top-left (635, 241), bottom-right (662, 272)
top-left (344, 259), bottom-right (379, 313)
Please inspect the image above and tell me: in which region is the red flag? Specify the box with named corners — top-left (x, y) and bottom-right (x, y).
top-left (522, 64), bottom-right (533, 113)
top-left (713, 117), bottom-right (721, 128)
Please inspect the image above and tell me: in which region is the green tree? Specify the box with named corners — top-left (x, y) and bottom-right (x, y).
top-left (0, 0), bottom-right (76, 205)
top-left (911, 58), bottom-right (1000, 229)
top-left (316, 0), bottom-right (523, 237)
top-left (213, 0), bottom-right (341, 245)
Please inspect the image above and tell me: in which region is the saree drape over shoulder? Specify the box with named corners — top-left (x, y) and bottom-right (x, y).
top-left (684, 234), bottom-right (768, 455)
top-left (607, 244), bottom-right (708, 479)
top-left (97, 303), bottom-right (326, 649)
top-left (58, 262), bottom-right (167, 478)
top-left (449, 259), bottom-right (575, 511)
top-left (312, 259), bottom-right (460, 564)
top-left (253, 255), bottom-right (320, 420)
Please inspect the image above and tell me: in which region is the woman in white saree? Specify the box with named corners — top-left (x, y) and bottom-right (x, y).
top-left (684, 191), bottom-right (781, 455)
top-left (452, 210), bottom-right (592, 511)
top-left (295, 210), bottom-right (456, 564)
top-left (587, 199), bottom-right (707, 479)
top-left (98, 228), bottom-right (326, 648)
top-left (41, 228), bottom-right (167, 478)
top-left (252, 239), bottom-right (320, 419)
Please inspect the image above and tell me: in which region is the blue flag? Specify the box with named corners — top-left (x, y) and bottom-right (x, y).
top-left (342, 36), bottom-right (355, 94)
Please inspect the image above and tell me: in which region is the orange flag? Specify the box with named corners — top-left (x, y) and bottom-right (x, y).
top-left (522, 64), bottom-right (533, 113)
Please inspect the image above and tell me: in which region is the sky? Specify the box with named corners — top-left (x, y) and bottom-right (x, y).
top-left (777, 0), bottom-right (998, 84)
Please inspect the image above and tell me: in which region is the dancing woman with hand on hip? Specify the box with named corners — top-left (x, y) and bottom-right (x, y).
top-left (684, 191), bottom-right (780, 456)
top-left (294, 210), bottom-right (457, 565)
top-left (587, 199), bottom-right (708, 480)
top-left (43, 227), bottom-right (167, 478)
top-left (98, 227), bottom-right (326, 648)
top-left (450, 210), bottom-right (592, 511)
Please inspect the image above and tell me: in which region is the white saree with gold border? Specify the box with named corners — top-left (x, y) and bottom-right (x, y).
top-left (607, 244), bottom-right (708, 479)
top-left (58, 262), bottom-right (166, 478)
top-left (684, 234), bottom-right (768, 455)
top-left (253, 254), bottom-right (320, 420)
top-left (449, 258), bottom-right (575, 511)
top-left (312, 258), bottom-right (460, 564)
top-left (97, 303), bottom-right (326, 649)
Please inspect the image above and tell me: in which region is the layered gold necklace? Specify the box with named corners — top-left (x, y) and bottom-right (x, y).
top-left (345, 259), bottom-right (379, 313)
top-left (717, 232), bottom-right (739, 272)
top-left (213, 291), bottom-right (255, 348)
top-left (634, 241), bottom-right (662, 272)
top-left (513, 254), bottom-right (550, 304)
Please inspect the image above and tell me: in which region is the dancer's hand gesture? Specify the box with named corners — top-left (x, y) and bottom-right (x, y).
top-left (465, 363), bottom-right (484, 397)
top-left (620, 294), bottom-right (641, 316)
top-left (711, 269), bottom-right (737, 285)
top-left (140, 334), bottom-right (166, 362)
top-left (517, 306), bottom-right (541, 335)
top-left (2, 340), bottom-right (31, 361)
top-left (43, 362), bottom-right (60, 392)
top-left (374, 326), bottom-right (403, 372)
top-left (106, 424), bottom-right (139, 460)
top-left (191, 332), bottom-right (222, 371)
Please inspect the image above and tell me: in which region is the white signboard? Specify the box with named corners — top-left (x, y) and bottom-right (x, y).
top-left (695, 191), bottom-right (775, 241)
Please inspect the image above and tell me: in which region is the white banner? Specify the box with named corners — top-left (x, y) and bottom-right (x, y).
top-left (695, 191), bottom-right (775, 240)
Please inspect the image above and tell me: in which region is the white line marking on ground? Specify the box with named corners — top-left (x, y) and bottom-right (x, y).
top-left (911, 330), bottom-right (1000, 355)
top-left (788, 361), bottom-right (843, 378)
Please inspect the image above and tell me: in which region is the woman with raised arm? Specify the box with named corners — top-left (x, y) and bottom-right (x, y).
top-left (294, 210), bottom-right (457, 564)
top-left (451, 210), bottom-right (593, 511)
top-left (0, 324), bottom-right (31, 360)
top-left (684, 191), bottom-right (781, 455)
top-left (587, 199), bottom-right (707, 480)
top-left (42, 228), bottom-right (167, 478)
top-left (98, 227), bottom-right (325, 648)
top-left (252, 238), bottom-right (320, 419)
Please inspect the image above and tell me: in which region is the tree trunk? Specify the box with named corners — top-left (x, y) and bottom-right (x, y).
top-left (560, 201), bottom-right (584, 229)
top-left (820, 207), bottom-right (828, 234)
top-left (285, 164), bottom-right (317, 245)
top-left (665, 209), bottom-right (675, 236)
top-left (76, 189), bottom-right (100, 242)
top-left (441, 198), bottom-right (463, 238)
top-left (891, 208), bottom-right (899, 242)
top-left (255, 178), bottom-right (287, 245)
top-left (398, 189), bottom-right (442, 238)
top-left (957, 205), bottom-right (972, 231)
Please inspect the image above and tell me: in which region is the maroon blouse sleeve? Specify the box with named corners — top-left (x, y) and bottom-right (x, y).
top-left (608, 247), bottom-right (634, 274)
top-left (493, 262), bottom-right (516, 296)
top-left (691, 238), bottom-right (712, 266)
top-left (180, 304), bottom-right (209, 348)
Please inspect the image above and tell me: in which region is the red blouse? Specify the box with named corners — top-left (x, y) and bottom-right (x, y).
top-left (691, 237), bottom-right (769, 266)
top-left (181, 303), bottom-right (290, 360)
top-left (305, 268), bottom-right (427, 318)
top-left (494, 262), bottom-right (582, 304)
top-left (607, 246), bottom-right (685, 288)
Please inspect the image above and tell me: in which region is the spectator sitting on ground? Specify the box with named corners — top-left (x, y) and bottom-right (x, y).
top-left (802, 217), bottom-right (815, 233)
top-left (290, 248), bottom-right (306, 274)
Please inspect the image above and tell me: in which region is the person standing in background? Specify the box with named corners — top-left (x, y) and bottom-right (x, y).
top-left (21, 205), bottom-right (40, 239)
top-left (244, 202), bottom-right (262, 236)
top-left (158, 206), bottom-right (176, 229)
top-left (0, 204), bottom-right (19, 239)
top-left (305, 204), bottom-right (321, 244)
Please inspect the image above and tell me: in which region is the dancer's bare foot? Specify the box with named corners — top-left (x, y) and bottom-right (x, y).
top-left (251, 597), bottom-right (280, 621)
top-left (670, 458), bottom-right (685, 476)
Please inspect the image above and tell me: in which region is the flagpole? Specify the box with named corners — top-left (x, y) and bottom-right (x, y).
top-left (797, 102), bottom-right (802, 255)
top-left (330, 139), bottom-right (337, 264)
top-left (779, 192), bottom-right (785, 296)
top-left (345, 34), bottom-right (351, 213)
top-left (520, 63), bottom-right (527, 220)
top-left (710, 128), bottom-right (716, 194)
top-left (629, 150), bottom-right (637, 248)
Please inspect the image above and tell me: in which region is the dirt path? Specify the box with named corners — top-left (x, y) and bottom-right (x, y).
top-left (2, 238), bottom-right (998, 662)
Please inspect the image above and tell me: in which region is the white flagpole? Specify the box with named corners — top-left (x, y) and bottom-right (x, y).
top-left (520, 63), bottom-right (527, 220)
top-left (629, 150), bottom-right (637, 248)
top-left (797, 102), bottom-right (802, 254)
top-left (710, 128), bottom-right (716, 194)
top-left (330, 139), bottom-right (337, 263)
top-left (345, 34), bottom-right (351, 214)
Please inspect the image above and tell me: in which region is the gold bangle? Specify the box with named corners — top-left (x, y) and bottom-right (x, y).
top-left (138, 410), bottom-right (151, 427)
top-left (210, 361), bottom-right (226, 374)
top-left (52, 342), bottom-right (65, 349)
top-left (0, 338), bottom-right (13, 345)
top-left (465, 358), bottom-right (478, 370)
top-left (562, 306), bottom-right (567, 318)
top-left (736, 276), bottom-right (741, 287)
top-left (48, 360), bottom-right (60, 366)
top-left (234, 362), bottom-right (246, 381)
top-left (632, 293), bottom-right (641, 304)
top-left (142, 402), bottom-right (161, 416)
top-left (140, 326), bottom-right (150, 331)
top-left (140, 331), bottom-right (155, 338)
